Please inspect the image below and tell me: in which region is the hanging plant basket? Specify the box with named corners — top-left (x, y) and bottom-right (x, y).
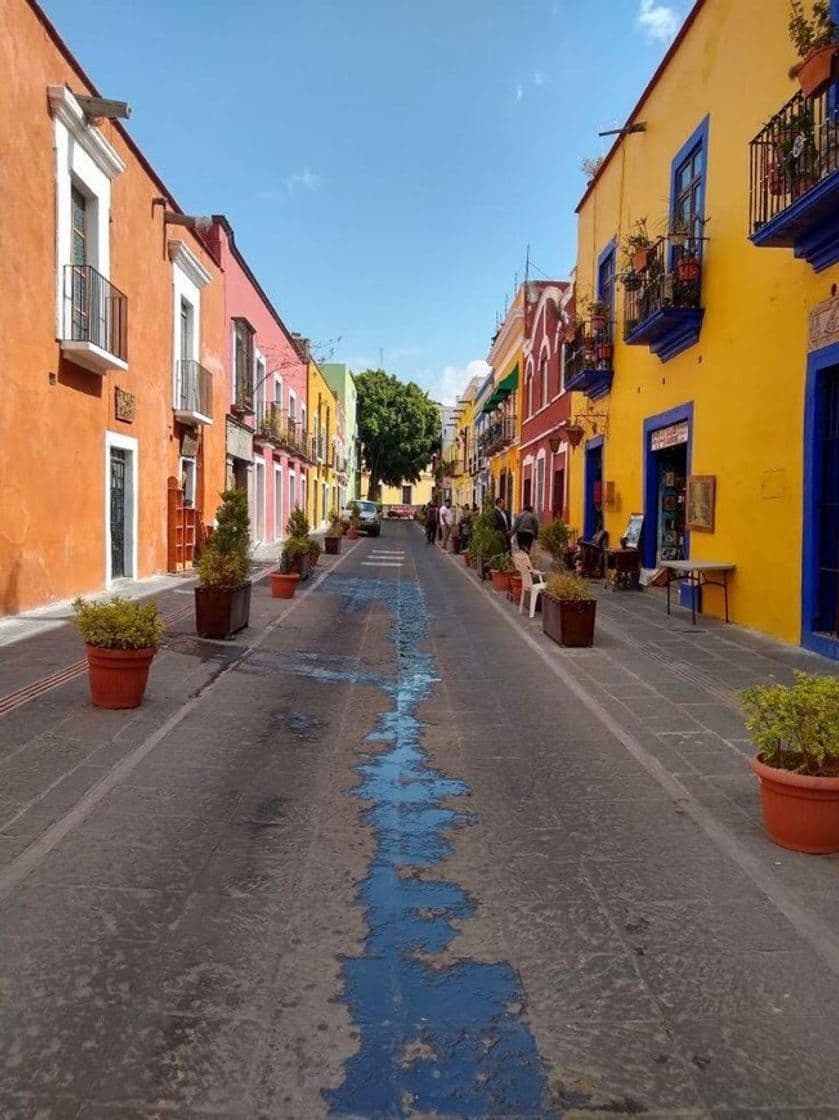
top-left (621, 272), bottom-right (642, 292)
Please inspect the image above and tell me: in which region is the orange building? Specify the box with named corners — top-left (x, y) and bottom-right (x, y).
top-left (0, 0), bottom-right (227, 614)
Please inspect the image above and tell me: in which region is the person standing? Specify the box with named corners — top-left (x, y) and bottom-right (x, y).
top-left (513, 504), bottom-right (540, 553)
top-left (493, 496), bottom-right (511, 551)
top-left (458, 504), bottom-right (472, 553)
top-left (439, 500), bottom-right (453, 549)
top-left (425, 500), bottom-right (439, 544)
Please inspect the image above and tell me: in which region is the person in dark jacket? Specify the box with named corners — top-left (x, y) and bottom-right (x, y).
top-left (493, 497), bottom-right (511, 551)
top-left (425, 500), bottom-right (439, 544)
top-left (513, 504), bottom-right (539, 553)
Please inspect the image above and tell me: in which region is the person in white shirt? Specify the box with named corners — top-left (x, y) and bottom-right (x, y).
top-left (439, 500), bottom-right (453, 548)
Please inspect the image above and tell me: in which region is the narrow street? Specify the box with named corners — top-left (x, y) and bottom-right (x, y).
top-left (3, 523), bottom-right (839, 1118)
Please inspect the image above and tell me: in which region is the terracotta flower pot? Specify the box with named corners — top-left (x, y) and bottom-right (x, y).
top-left (632, 246), bottom-right (651, 273)
top-left (542, 594), bottom-right (596, 647)
top-left (194, 582), bottom-right (252, 639)
top-left (325, 536), bottom-right (341, 555)
top-left (270, 571), bottom-right (300, 599)
top-left (85, 645), bottom-right (155, 709)
top-left (796, 43), bottom-right (839, 99)
top-left (508, 574), bottom-right (523, 603)
top-left (750, 755), bottom-right (839, 853)
top-left (490, 569), bottom-right (510, 592)
top-left (676, 256), bottom-right (700, 283)
top-left (347, 526), bottom-right (359, 540)
top-left (590, 314), bottom-right (607, 333)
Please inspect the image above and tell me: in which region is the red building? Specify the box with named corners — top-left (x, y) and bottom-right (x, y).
top-left (520, 281), bottom-right (573, 527)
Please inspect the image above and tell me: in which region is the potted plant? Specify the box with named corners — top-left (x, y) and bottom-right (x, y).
top-left (308, 537), bottom-right (322, 569)
top-left (488, 552), bottom-right (514, 592)
top-left (508, 569), bottom-right (523, 603)
top-left (73, 596), bottom-right (164, 709)
top-left (539, 519), bottom-right (571, 567)
top-left (623, 218), bottom-right (654, 273)
top-left (619, 271), bottom-right (642, 292)
top-left (742, 672), bottom-right (839, 853)
top-left (789, 0), bottom-right (839, 98)
top-left (472, 503), bottom-right (506, 581)
top-left (586, 298), bottom-right (609, 333)
top-left (271, 541), bottom-right (304, 599)
top-left (542, 571), bottom-right (596, 647)
top-left (347, 501), bottom-right (361, 540)
top-left (325, 508), bottom-right (342, 555)
top-left (195, 488), bottom-right (252, 639)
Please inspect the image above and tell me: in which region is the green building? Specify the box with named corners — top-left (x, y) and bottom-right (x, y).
top-left (321, 363), bottom-right (359, 501)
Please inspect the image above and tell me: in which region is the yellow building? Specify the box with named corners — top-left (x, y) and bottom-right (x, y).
top-left (306, 358), bottom-right (339, 531)
top-left (566, 0), bottom-right (839, 655)
top-left (449, 377), bottom-right (480, 509)
top-left (359, 469), bottom-right (434, 509)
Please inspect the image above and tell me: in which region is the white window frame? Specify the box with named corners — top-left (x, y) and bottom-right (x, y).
top-left (288, 389), bottom-right (297, 419)
top-left (255, 351), bottom-right (266, 413)
top-left (273, 463), bottom-right (283, 541)
top-left (535, 451), bottom-right (546, 514)
top-left (170, 242), bottom-right (211, 409)
top-left (273, 374), bottom-right (283, 409)
top-left (104, 430), bottom-right (138, 587)
top-left (253, 454), bottom-right (266, 543)
top-left (179, 455), bottom-right (196, 509)
top-left (289, 469), bottom-right (297, 516)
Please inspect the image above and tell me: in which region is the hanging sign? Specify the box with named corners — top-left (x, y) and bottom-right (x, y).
top-left (809, 295), bottom-right (839, 352)
top-left (650, 421), bottom-right (688, 451)
top-left (181, 430), bottom-right (200, 458)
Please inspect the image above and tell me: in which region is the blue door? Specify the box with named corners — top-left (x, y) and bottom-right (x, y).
top-left (584, 441), bottom-right (603, 539)
top-left (815, 369), bottom-right (839, 638)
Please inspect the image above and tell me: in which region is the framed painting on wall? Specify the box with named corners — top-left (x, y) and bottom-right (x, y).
top-left (687, 475), bottom-right (715, 532)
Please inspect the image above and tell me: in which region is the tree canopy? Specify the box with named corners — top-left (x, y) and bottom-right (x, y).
top-left (355, 369), bottom-right (441, 499)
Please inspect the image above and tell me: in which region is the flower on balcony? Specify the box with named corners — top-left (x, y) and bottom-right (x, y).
top-left (788, 0), bottom-right (839, 97)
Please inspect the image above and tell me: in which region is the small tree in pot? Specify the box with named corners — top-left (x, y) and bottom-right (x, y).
top-left (742, 672), bottom-right (839, 853)
top-left (195, 488), bottom-right (252, 639)
top-left (539, 519), bottom-right (571, 568)
top-left (271, 538), bottom-right (307, 598)
top-left (542, 572), bottom-right (597, 647)
top-left (347, 501), bottom-right (361, 539)
top-left (284, 506), bottom-right (311, 580)
top-left (325, 508), bottom-right (342, 555)
top-left (74, 596), bottom-right (164, 709)
top-left (307, 537), bottom-right (322, 569)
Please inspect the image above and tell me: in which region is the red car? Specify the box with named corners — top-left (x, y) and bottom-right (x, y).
top-left (387, 505), bottom-right (414, 519)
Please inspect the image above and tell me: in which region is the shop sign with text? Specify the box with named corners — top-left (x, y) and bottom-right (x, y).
top-left (651, 421), bottom-right (689, 452)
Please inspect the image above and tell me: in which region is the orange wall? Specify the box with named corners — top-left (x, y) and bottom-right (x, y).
top-left (0, 0), bottom-right (226, 613)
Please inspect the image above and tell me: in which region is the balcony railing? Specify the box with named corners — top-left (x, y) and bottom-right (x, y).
top-left (564, 319), bottom-right (614, 400)
top-left (478, 415), bottom-right (516, 456)
top-left (175, 360), bottom-right (213, 424)
top-left (749, 86), bottom-right (839, 270)
top-left (623, 234), bottom-right (706, 362)
top-left (254, 405), bottom-right (316, 461)
top-left (62, 264), bottom-right (127, 371)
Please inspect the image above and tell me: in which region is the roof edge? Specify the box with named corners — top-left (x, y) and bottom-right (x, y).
top-left (574, 0), bottom-right (705, 214)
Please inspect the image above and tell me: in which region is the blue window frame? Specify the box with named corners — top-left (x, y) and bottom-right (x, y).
top-left (596, 238), bottom-right (617, 316)
top-left (669, 116), bottom-right (710, 249)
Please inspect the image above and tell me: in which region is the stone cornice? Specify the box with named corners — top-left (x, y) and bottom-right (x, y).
top-left (167, 240), bottom-right (212, 288)
top-left (47, 85), bottom-right (125, 179)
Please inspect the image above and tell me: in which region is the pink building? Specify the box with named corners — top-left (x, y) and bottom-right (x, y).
top-left (206, 216), bottom-right (313, 545)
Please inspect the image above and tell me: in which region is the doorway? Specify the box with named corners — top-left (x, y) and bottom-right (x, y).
top-left (523, 476), bottom-right (532, 509)
top-left (552, 468), bottom-right (565, 519)
top-left (803, 356), bottom-right (839, 656)
top-left (584, 440), bottom-right (603, 538)
top-left (643, 406), bottom-right (693, 569)
top-left (254, 457), bottom-right (265, 543)
top-left (105, 432), bottom-right (137, 584)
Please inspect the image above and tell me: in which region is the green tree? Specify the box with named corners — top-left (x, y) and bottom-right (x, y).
top-left (355, 369), bottom-right (441, 499)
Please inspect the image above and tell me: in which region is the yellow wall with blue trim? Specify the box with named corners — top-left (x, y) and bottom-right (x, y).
top-left (568, 0), bottom-right (839, 645)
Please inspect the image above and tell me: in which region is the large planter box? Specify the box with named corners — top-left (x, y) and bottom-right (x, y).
top-left (194, 581), bottom-right (252, 639)
top-left (542, 593), bottom-right (596, 647)
top-left (292, 553), bottom-right (310, 581)
top-left (325, 536), bottom-right (341, 555)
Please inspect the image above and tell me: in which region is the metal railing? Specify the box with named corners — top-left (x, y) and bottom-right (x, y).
top-left (176, 360), bottom-right (213, 420)
top-left (63, 264), bottom-right (127, 361)
top-left (623, 235), bottom-right (705, 340)
top-left (564, 319), bottom-right (613, 383)
top-left (478, 415), bottom-right (517, 455)
top-left (254, 405), bottom-right (316, 460)
top-left (750, 87), bottom-right (839, 234)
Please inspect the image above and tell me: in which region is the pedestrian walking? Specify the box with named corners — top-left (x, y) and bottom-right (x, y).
top-left (439, 500), bottom-right (453, 549)
top-left (493, 496), bottom-right (512, 551)
top-left (513, 504), bottom-right (540, 553)
top-left (458, 504), bottom-right (472, 553)
top-left (425, 500), bottom-right (439, 544)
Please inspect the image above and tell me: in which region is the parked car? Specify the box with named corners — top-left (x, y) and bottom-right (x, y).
top-left (387, 505), bottom-right (414, 519)
top-left (340, 499), bottom-right (382, 537)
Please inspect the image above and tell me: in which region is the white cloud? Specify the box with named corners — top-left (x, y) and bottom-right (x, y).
top-left (285, 167), bottom-right (320, 194)
top-left (514, 83), bottom-right (524, 103)
top-left (389, 346), bottom-right (423, 361)
top-left (637, 0), bottom-right (680, 42)
top-left (426, 360), bottom-right (491, 407)
top-left (533, 70), bottom-right (548, 87)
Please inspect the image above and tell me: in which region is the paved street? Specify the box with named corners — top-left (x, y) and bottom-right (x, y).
top-left (3, 524), bottom-right (839, 1118)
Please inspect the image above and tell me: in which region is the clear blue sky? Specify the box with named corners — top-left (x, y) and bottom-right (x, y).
top-left (41, 0), bottom-right (689, 402)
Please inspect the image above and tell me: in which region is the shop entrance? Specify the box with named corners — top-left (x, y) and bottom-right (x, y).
top-left (584, 440), bottom-right (603, 538)
top-left (803, 358), bottom-right (839, 655)
top-left (643, 407), bottom-right (692, 569)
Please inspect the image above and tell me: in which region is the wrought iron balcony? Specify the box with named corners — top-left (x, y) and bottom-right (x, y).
top-left (254, 402), bottom-right (282, 444)
top-left (623, 234), bottom-right (705, 361)
top-left (61, 264), bottom-right (128, 373)
top-left (749, 87), bottom-right (839, 270)
top-left (563, 319), bottom-right (614, 400)
top-left (174, 360), bottom-right (213, 425)
top-left (478, 415), bottom-right (516, 455)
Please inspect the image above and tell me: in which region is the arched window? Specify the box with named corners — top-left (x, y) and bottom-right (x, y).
top-left (540, 352), bottom-right (549, 408)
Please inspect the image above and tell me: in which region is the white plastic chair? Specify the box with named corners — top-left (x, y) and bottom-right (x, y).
top-left (512, 549), bottom-right (547, 618)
